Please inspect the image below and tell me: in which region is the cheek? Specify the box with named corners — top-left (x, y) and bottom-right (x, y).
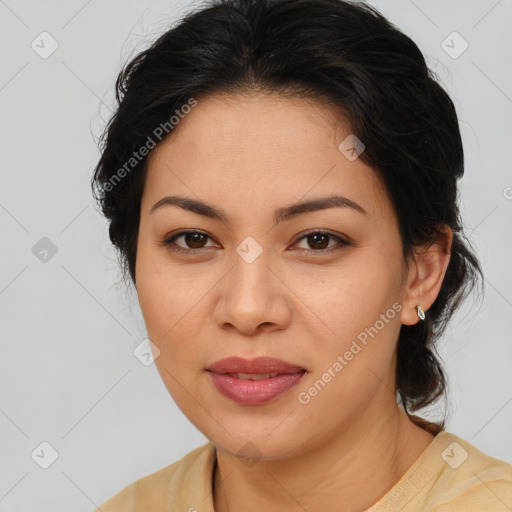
top-left (135, 256), bottom-right (212, 387)
top-left (299, 255), bottom-right (402, 401)
top-left (136, 242), bottom-right (197, 338)
top-left (303, 258), bottom-right (400, 344)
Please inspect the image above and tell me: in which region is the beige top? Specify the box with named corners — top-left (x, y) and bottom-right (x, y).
top-left (94, 431), bottom-right (512, 511)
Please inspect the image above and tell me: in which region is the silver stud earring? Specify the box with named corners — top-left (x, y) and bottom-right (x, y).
top-left (416, 305), bottom-right (425, 321)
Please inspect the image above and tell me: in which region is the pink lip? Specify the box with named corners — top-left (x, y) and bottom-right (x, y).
top-left (206, 356), bottom-right (306, 405)
top-left (207, 356), bottom-right (305, 374)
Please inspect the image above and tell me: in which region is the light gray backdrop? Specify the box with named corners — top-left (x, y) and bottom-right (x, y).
top-left (1, 0), bottom-right (511, 510)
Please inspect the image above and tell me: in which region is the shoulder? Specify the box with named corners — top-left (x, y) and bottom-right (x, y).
top-left (427, 432), bottom-right (512, 511)
top-left (92, 442), bottom-right (215, 512)
top-left (369, 431), bottom-right (512, 512)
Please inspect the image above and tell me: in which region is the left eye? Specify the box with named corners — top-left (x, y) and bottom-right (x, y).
top-left (294, 231), bottom-right (349, 251)
top-left (161, 230), bottom-right (350, 253)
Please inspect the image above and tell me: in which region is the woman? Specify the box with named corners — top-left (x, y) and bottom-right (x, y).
top-left (91, 0), bottom-right (512, 510)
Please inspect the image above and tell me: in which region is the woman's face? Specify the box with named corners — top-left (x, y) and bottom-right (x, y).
top-left (136, 91), bottom-right (412, 459)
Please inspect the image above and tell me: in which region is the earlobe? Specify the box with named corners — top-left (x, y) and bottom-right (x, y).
top-left (400, 225), bottom-right (453, 326)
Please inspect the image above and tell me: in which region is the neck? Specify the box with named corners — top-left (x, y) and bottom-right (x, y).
top-left (213, 405), bottom-right (434, 512)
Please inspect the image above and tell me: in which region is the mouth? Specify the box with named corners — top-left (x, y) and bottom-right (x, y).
top-left (206, 356), bottom-right (307, 404)
top-left (206, 355), bottom-right (306, 375)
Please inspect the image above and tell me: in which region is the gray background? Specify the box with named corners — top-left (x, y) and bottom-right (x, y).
top-left (0, 0), bottom-right (511, 510)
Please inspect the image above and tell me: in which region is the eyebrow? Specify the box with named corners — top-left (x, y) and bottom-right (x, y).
top-left (150, 194), bottom-right (368, 224)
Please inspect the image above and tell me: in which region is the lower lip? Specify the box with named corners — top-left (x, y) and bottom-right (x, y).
top-left (208, 371), bottom-right (306, 404)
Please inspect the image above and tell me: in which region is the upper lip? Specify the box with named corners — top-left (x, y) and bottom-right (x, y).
top-left (207, 356), bottom-right (306, 375)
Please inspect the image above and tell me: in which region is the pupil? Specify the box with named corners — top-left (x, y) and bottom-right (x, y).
top-left (309, 234), bottom-right (328, 249)
top-left (186, 233), bottom-right (205, 248)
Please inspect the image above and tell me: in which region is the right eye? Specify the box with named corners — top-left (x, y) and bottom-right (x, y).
top-left (161, 230), bottom-right (219, 253)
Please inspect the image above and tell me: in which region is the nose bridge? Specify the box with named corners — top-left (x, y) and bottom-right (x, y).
top-left (229, 239), bottom-right (276, 304)
top-left (215, 239), bottom-right (290, 333)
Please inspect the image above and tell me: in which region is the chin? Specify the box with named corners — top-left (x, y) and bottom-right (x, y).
top-left (198, 415), bottom-right (312, 462)
top-left (213, 434), bottom-right (300, 463)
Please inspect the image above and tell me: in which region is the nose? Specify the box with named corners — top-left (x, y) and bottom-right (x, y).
top-left (214, 249), bottom-right (292, 336)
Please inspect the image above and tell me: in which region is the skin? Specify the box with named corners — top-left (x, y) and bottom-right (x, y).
top-left (135, 91), bottom-right (453, 511)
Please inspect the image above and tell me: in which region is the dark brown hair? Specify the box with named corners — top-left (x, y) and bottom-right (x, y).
top-left (91, 0), bottom-right (483, 432)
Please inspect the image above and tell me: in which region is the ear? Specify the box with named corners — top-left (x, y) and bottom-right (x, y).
top-left (400, 225), bottom-right (453, 326)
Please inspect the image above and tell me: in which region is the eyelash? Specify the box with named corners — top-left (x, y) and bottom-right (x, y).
top-left (160, 229), bottom-right (352, 255)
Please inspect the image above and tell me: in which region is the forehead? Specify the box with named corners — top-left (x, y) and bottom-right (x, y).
top-left (143, 91), bottom-right (390, 221)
